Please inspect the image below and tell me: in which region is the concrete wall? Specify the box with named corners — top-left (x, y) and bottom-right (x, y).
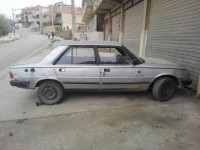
top-left (86, 31), bottom-right (103, 41)
top-left (62, 13), bottom-right (84, 31)
top-left (74, 31), bottom-right (103, 41)
top-left (43, 26), bottom-right (55, 34)
top-left (88, 15), bottom-right (97, 32)
top-left (75, 15), bottom-right (83, 24)
top-left (62, 13), bottom-right (72, 30)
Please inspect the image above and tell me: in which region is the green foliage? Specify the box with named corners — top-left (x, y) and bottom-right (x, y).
top-left (0, 14), bottom-right (12, 36)
top-left (55, 25), bottom-right (62, 33)
top-left (56, 28), bottom-right (72, 40)
top-left (68, 29), bottom-right (72, 40)
top-left (42, 22), bottom-right (50, 27)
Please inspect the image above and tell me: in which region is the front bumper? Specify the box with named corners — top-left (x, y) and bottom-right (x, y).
top-left (10, 80), bottom-right (30, 88)
top-left (181, 78), bottom-right (192, 86)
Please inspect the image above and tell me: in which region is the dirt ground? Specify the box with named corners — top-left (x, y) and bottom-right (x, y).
top-left (0, 89), bottom-right (200, 150)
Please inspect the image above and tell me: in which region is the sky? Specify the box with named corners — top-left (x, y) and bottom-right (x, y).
top-left (0, 0), bottom-right (82, 18)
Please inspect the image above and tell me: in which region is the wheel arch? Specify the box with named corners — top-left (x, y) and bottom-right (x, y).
top-left (35, 79), bottom-right (64, 89)
top-left (148, 75), bottom-right (179, 91)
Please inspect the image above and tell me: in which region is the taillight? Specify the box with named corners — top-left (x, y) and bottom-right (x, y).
top-left (9, 72), bottom-right (13, 79)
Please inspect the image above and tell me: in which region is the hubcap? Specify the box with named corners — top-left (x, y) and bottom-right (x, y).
top-left (42, 86), bottom-right (58, 100)
top-left (161, 82), bottom-right (171, 97)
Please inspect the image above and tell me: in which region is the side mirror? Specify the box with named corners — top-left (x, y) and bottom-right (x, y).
top-left (132, 59), bottom-right (137, 65)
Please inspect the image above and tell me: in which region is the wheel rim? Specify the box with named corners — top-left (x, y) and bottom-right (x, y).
top-left (160, 82), bottom-right (172, 97)
top-left (42, 86), bottom-right (58, 100)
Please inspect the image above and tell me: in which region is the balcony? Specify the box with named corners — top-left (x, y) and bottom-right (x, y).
top-left (57, 7), bottom-right (62, 14)
top-left (35, 11), bottom-right (40, 15)
top-left (28, 16), bottom-right (33, 23)
top-left (82, 0), bottom-right (93, 22)
top-left (93, 0), bottom-right (122, 14)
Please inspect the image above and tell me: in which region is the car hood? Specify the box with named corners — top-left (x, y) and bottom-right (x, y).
top-left (141, 57), bottom-right (183, 69)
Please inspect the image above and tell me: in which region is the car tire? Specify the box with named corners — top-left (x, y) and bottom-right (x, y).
top-left (152, 78), bottom-right (175, 102)
top-left (37, 81), bottom-right (64, 105)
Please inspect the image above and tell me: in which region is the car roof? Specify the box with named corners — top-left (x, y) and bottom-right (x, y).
top-left (60, 41), bottom-right (122, 47)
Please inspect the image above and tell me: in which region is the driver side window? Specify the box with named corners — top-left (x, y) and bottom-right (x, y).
top-left (97, 47), bottom-right (132, 64)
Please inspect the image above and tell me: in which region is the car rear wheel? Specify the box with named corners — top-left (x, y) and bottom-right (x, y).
top-left (37, 81), bottom-right (64, 105)
top-left (152, 78), bottom-right (175, 102)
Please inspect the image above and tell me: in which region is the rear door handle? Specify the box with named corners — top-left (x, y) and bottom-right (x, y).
top-left (104, 69), bottom-right (110, 72)
top-left (59, 68), bottom-right (65, 72)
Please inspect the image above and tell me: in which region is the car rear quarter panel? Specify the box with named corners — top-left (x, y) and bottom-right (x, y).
top-left (10, 67), bottom-right (59, 89)
top-left (29, 67), bottom-right (59, 89)
top-left (10, 68), bottom-right (32, 82)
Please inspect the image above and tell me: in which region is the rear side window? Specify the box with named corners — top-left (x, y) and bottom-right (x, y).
top-left (56, 47), bottom-right (96, 64)
top-left (56, 48), bottom-right (72, 64)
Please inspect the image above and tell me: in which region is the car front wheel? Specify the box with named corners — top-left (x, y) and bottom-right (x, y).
top-left (37, 81), bottom-right (64, 105)
top-left (152, 78), bottom-right (175, 102)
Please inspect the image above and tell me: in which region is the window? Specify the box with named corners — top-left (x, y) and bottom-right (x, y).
top-left (124, 0), bottom-right (132, 10)
top-left (56, 47), bottom-right (96, 65)
top-left (97, 47), bottom-right (133, 64)
top-left (56, 47), bottom-right (72, 64)
top-left (73, 47), bottom-right (95, 64)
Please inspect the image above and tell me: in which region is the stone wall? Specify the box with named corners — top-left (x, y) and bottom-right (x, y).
top-left (43, 26), bottom-right (55, 35)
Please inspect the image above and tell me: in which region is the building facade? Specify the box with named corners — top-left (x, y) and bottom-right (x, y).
top-left (15, 14), bottom-right (22, 23)
top-left (21, 6), bottom-right (35, 26)
top-left (21, 5), bottom-right (49, 29)
top-left (81, 0), bottom-right (104, 41)
top-left (82, 0), bottom-right (200, 89)
top-left (55, 2), bottom-right (85, 32)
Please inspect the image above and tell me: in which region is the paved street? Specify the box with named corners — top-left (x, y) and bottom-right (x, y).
top-left (0, 28), bottom-right (200, 150)
top-left (0, 28), bottom-right (49, 74)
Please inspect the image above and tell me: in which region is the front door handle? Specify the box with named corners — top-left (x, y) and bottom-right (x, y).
top-left (59, 68), bottom-right (65, 72)
top-left (104, 69), bottom-right (110, 72)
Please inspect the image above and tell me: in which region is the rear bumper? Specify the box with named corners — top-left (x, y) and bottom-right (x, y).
top-left (10, 80), bottom-right (30, 88)
top-left (181, 79), bottom-right (192, 86)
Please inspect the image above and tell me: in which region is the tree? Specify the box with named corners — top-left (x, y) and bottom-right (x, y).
top-left (42, 22), bottom-right (50, 27)
top-left (0, 14), bottom-right (12, 36)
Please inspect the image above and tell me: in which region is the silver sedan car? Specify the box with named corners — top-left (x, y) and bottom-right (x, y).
top-left (9, 41), bottom-right (192, 105)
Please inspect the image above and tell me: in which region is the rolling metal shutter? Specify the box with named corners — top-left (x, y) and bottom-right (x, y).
top-left (123, 1), bottom-right (144, 56)
top-left (111, 14), bottom-right (120, 42)
top-left (146, 0), bottom-right (200, 87)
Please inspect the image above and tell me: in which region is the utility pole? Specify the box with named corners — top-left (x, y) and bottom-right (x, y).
top-left (71, 0), bottom-right (75, 39)
top-left (12, 8), bottom-right (15, 36)
top-left (61, 3), bottom-right (63, 31)
top-left (52, 4), bottom-right (54, 27)
top-left (12, 8), bottom-right (21, 36)
top-left (40, 8), bottom-right (43, 33)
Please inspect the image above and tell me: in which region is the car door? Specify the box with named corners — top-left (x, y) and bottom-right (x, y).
top-left (97, 46), bottom-right (143, 90)
top-left (54, 46), bottom-right (100, 89)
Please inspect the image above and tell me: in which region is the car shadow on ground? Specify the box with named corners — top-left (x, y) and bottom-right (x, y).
top-left (60, 88), bottom-right (196, 104)
top-left (32, 87), bottom-right (196, 107)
